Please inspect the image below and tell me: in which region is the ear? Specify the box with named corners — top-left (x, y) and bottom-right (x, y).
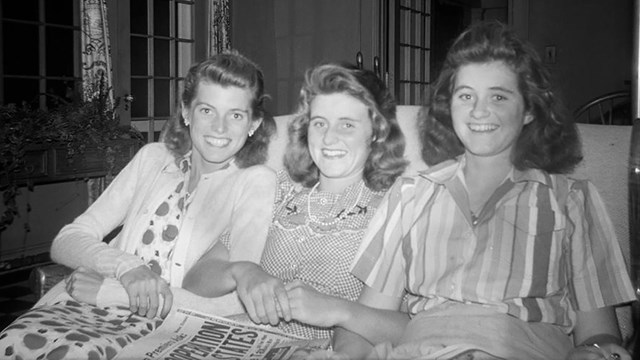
top-left (181, 103), bottom-right (189, 124)
top-left (250, 117), bottom-right (263, 133)
top-left (523, 112), bottom-right (534, 125)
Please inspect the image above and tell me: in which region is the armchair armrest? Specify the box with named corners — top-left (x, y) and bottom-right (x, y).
top-left (29, 263), bottom-right (73, 300)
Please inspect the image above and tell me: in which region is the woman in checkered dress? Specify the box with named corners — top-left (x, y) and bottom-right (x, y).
top-left (183, 63), bottom-right (408, 341)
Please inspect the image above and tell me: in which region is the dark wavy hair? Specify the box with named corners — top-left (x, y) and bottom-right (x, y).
top-left (420, 21), bottom-right (582, 174)
top-left (284, 63), bottom-right (408, 192)
top-left (161, 50), bottom-right (275, 168)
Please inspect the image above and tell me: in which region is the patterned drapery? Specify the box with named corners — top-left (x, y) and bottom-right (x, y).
top-left (210, 0), bottom-right (231, 55)
top-left (81, 0), bottom-right (113, 103)
top-left (81, 0), bottom-right (112, 203)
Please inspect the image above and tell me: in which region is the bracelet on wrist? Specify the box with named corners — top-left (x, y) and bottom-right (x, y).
top-left (579, 343), bottom-right (621, 360)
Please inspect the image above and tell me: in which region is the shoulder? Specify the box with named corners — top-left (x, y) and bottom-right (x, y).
top-left (229, 164), bottom-right (277, 193)
top-left (128, 143), bottom-right (175, 172)
top-left (236, 164), bottom-right (277, 182)
top-left (274, 169), bottom-right (304, 204)
top-left (135, 142), bottom-right (173, 161)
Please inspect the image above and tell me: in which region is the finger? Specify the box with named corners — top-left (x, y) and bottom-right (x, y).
top-left (254, 293), bottom-right (272, 325)
top-left (125, 285), bottom-right (139, 314)
top-left (284, 279), bottom-right (303, 291)
top-left (238, 291), bottom-right (261, 324)
top-left (147, 282), bottom-right (159, 319)
top-left (263, 292), bottom-right (280, 326)
top-left (160, 285), bottom-right (173, 319)
top-left (275, 287), bottom-right (291, 322)
top-left (137, 282), bottom-right (151, 317)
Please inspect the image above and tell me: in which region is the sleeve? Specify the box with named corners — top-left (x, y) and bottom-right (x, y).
top-left (97, 279), bottom-right (245, 317)
top-left (226, 166), bottom-right (277, 263)
top-left (350, 177), bottom-right (413, 297)
top-left (566, 179), bottom-right (637, 310)
top-left (50, 144), bottom-right (161, 278)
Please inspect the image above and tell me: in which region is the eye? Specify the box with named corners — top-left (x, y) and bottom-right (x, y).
top-left (200, 107), bottom-right (212, 114)
top-left (231, 112), bottom-right (245, 120)
top-left (493, 94), bottom-right (507, 101)
top-left (458, 93), bottom-right (473, 101)
top-left (342, 122), bottom-right (355, 129)
top-left (310, 119), bottom-right (326, 128)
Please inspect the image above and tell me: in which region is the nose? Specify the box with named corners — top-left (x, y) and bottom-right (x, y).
top-left (322, 124), bottom-right (339, 145)
top-left (471, 97), bottom-right (490, 119)
top-left (212, 117), bottom-right (226, 133)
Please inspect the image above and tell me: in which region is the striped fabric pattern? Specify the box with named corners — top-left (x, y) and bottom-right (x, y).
top-left (352, 158), bottom-right (636, 328)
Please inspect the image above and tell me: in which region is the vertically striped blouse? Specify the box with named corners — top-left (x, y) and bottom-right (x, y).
top-left (352, 157), bottom-right (636, 330)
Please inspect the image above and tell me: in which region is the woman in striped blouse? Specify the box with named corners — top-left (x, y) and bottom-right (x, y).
top-left (289, 22), bottom-right (637, 360)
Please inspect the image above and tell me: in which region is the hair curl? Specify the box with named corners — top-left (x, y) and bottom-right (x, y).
top-left (284, 63), bottom-right (407, 191)
top-left (420, 21), bottom-right (582, 174)
top-left (160, 50), bottom-right (275, 168)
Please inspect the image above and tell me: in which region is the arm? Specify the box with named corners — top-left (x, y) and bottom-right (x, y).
top-left (66, 266), bottom-right (173, 319)
top-left (332, 285), bottom-right (407, 358)
top-left (564, 180), bottom-right (636, 360)
top-left (53, 145), bottom-right (174, 318)
top-left (67, 270), bottom-right (244, 318)
top-left (565, 307), bottom-right (630, 360)
top-left (50, 145), bottom-right (161, 278)
top-left (183, 242), bottom-right (291, 326)
top-left (284, 280), bottom-right (406, 358)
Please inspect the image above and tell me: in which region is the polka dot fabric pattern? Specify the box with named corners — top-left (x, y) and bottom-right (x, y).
top-left (135, 158), bottom-right (190, 281)
top-left (0, 300), bottom-right (162, 360)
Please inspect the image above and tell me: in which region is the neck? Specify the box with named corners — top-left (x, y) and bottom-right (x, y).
top-left (188, 155), bottom-right (232, 193)
top-left (463, 152), bottom-right (513, 214)
top-left (318, 172), bottom-right (364, 193)
top-left (463, 152), bottom-right (512, 182)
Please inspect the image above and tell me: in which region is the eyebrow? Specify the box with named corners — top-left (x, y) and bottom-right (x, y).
top-left (453, 85), bottom-right (517, 94)
top-left (193, 101), bottom-right (249, 113)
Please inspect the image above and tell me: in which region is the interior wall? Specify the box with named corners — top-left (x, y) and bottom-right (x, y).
top-left (526, 0), bottom-right (632, 113)
top-left (232, 0), bottom-right (374, 116)
top-left (231, 0), bottom-right (279, 116)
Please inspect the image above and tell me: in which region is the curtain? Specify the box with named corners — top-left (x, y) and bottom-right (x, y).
top-left (210, 0), bottom-right (231, 55)
top-left (81, 0), bottom-right (112, 204)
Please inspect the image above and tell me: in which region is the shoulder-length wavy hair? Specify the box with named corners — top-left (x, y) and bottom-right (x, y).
top-left (284, 63), bottom-right (408, 192)
top-left (420, 21), bottom-right (582, 174)
top-left (161, 50), bottom-right (275, 168)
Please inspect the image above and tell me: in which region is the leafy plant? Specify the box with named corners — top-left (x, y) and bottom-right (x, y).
top-left (0, 79), bottom-right (144, 233)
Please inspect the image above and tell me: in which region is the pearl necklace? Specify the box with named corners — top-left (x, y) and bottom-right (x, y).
top-left (306, 181), bottom-right (365, 226)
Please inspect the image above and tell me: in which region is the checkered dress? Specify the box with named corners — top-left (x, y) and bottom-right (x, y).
top-left (260, 171), bottom-right (384, 339)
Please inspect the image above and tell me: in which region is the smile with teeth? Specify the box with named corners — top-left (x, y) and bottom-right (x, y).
top-left (204, 136), bottom-right (231, 147)
top-left (322, 148), bottom-right (347, 158)
top-left (468, 123), bottom-right (499, 132)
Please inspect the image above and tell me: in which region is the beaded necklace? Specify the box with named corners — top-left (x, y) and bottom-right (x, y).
top-left (306, 181), bottom-right (365, 226)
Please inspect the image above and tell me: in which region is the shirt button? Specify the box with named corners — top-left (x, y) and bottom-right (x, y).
top-left (472, 219), bottom-right (479, 226)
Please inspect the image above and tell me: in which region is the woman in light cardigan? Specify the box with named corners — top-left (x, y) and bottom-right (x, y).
top-left (0, 51), bottom-right (277, 360)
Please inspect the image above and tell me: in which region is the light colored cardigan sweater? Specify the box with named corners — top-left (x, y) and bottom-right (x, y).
top-left (49, 143), bottom-right (276, 289)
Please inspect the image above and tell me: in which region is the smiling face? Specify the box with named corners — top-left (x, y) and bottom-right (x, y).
top-left (450, 60), bottom-right (533, 163)
top-left (183, 81), bottom-right (261, 173)
top-left (307, 93), bottom-right (374, 191)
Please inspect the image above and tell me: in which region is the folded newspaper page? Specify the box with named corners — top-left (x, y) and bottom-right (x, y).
top-left (114, 308), bottom-right (329, 360)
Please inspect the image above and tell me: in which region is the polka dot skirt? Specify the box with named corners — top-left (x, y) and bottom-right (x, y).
top-left (0, 300), bottom-right (162, 360)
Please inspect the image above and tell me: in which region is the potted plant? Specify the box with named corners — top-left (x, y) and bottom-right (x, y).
top-left (0, 79), bottom-right (144, 233)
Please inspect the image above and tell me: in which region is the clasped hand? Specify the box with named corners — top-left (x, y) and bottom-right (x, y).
top-left (119, 264), bottom-right (173, 319)
top-left (65, 265), bottom-right (173, 319)
top-left (235, 265), bottom-right (341, 328)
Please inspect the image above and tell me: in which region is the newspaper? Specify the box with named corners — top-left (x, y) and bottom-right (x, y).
top-left (114, 308), bottom-right (330, 360)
